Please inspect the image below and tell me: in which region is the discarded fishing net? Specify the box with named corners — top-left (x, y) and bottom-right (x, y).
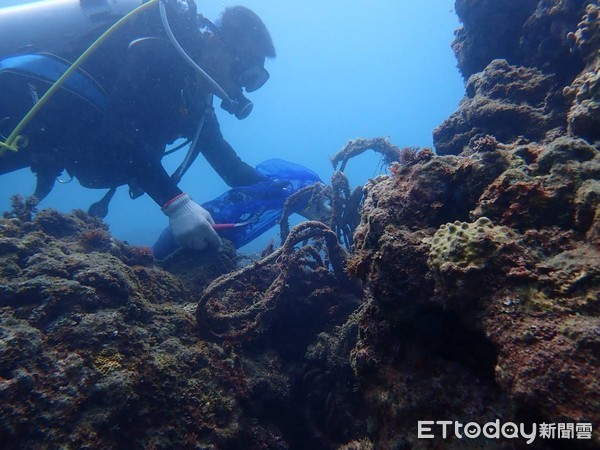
top-left (279, 173), bottom-right (362, 250)
top-left (326, 138), bottom-right (434, 249)
top-left (196, 221), bottom-right (357, 343)
top-left (279, 182), bottom-right (331, 242)
top-left (330, 137), bottom-right (404, 171)
top-left (330, 137), bottom-right (431, 171)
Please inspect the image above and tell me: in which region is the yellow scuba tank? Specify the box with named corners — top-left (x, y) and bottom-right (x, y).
top-left (0, 0), bottom-right (144, 58)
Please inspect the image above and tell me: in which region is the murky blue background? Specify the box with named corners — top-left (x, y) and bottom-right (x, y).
top-left (0, 0), bottom-right (463, 253)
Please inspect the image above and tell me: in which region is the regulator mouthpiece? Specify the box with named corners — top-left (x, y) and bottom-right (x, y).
top-left (221, 95), bottom-right (253, 120)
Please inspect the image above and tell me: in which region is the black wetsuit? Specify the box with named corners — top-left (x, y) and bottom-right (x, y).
top-left (0, 2), bottom-right (261, 206)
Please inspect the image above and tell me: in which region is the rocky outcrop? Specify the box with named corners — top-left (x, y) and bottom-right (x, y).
top-left (452, 0), bottom-right (589, 82)
top-left (434, 59), bottom-right (564, 156)
top-left (0, 205), bottom-right (251, 448)
top-left (0, 202), bottom-right (362, 449)
top-left (345, 134), bottom-right (599, 448)
top-left (435, 0), bottom-right (598, 155)
top-left (335, 1), bottom-right (600, 448)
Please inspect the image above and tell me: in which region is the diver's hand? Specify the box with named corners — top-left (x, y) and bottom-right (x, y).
top-left (162, 193), bottom-right (222, 250)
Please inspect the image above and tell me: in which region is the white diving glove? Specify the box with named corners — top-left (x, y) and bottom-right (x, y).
top-left (162, 193), bottom-right (222, 250)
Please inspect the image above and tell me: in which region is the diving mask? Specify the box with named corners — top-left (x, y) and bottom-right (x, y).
top-left (220, 61), bottom-right (268, 118)
top-left (238, 65), bottom-right (269, 92)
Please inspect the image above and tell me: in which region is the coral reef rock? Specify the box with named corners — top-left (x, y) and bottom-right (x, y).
top-left (0, 207), bottom-right (246, 448)
top-left (345, 135), bottom-right (599, 448)
top-left (331, 1), bottom-right (600, 448)
top-left (435, 0), bottom-right (599, 155)
top-left (434, 59), bottom-right (564, 155)
top-left (0, 206), bottom-right (363, 449)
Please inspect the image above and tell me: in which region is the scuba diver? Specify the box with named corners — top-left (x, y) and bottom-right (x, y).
top-left (0, 0), bottom-right (277, 251)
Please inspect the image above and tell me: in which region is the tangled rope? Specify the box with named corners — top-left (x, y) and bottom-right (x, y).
top-left (196, 221), bottom-right (353, 342)
top-left (330, 137), bottom-right (403, 172)
top-left (330, 171), bottom-right (363, 249)
top-left (279, 174), bottom-right (362, 250)
top-left (280, 182), bottom-right (331, 242)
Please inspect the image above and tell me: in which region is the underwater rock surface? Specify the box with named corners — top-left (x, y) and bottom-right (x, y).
top-left (348, 136), bottom-right (599, 448)
top-left (435, 0), bottom-right (598, 155)
top-left (1, 0), bottom-right (599, 449)
top-left (0, 204), bottom-right (362, 448)
top-left (0, 206), bottom-right (240, 448)
top-left (343, 0), bottom-right (599, 448)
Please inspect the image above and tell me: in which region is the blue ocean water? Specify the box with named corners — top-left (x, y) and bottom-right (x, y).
top-left (0, 0), bottom-right (463, 253)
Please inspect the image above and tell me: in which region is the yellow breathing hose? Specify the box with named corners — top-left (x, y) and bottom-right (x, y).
top-left (0, 0), bottom-right (160, 157)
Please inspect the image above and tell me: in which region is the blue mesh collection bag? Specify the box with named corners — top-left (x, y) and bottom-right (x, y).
top-left (152, 159), bottom-right (323, 258)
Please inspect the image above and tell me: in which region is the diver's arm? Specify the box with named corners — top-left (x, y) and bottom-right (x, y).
top-left (133, 158), bottom-right (182, 206)
top-left (135, 158), bottom-right (221, 250)
top-left (199, 110), bottom-right (265, 187)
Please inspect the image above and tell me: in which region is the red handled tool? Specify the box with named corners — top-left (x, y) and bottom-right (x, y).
top-left (212, 221), bottom-right (252, 231)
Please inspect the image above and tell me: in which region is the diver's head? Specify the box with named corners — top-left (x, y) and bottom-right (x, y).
top-left (200, 6), bottom-right (275, 119)
top-left (218, 6), bottom-right (275, 92)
